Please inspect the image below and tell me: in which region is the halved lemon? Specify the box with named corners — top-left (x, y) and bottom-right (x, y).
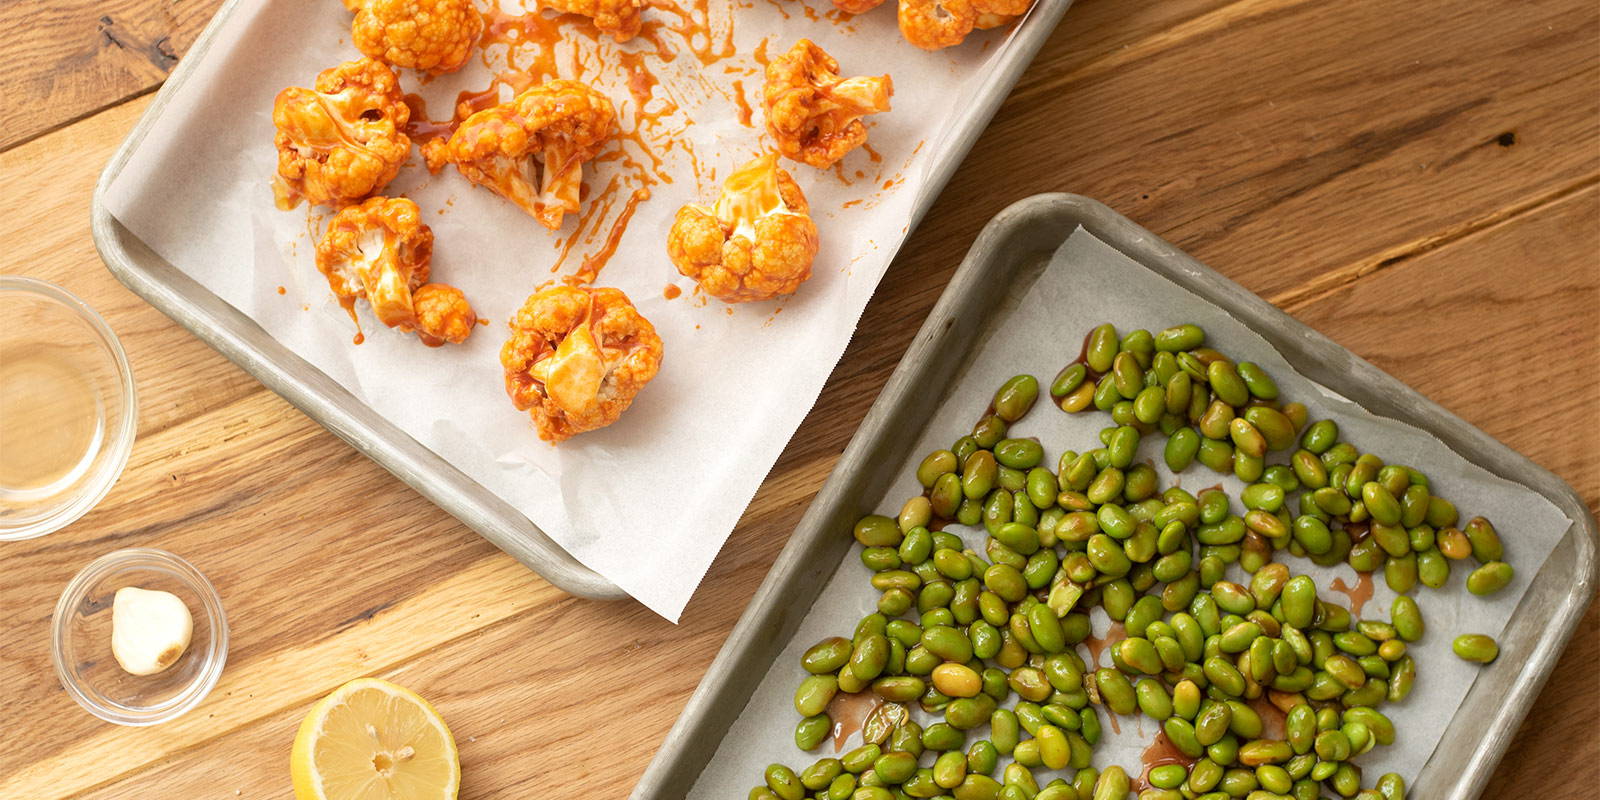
top-left (290, 678), bottom-right (460, 800)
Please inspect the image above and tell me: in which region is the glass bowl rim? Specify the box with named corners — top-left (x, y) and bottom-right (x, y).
top-left (0, 275), bottom-right (139, 541)
top-left (51, 547), bottom-right (229, 725)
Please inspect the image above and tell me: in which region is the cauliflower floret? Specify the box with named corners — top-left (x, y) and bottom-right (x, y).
top-left (763, 39), bottom-right (892, 169)
top-left (667, 153), bottom-right (819, 303)
top-left (542, 0), bottom-right (644, 42)
top-left (897, 0), bottom-right (977, 50)
top-left (412, 284), bottom-right (478, 345)
top-left (315, 196), bottom-right (477, 346)
top-left (348, 0), bottom-right (483, 75)
top-left (971, 0), bottom-right (1029, 29)
top-left (425, 80), bottom-right (616, 230)
top-left (500, 285), bottom-right (662, 442)
top-left (272, 58), bottom-right (411, 209)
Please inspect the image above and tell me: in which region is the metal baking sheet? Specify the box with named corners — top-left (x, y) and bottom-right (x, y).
top-left (629, 193), bottom-right (1597, 798)
top-left (88, 0), bottom-right (1075, 601)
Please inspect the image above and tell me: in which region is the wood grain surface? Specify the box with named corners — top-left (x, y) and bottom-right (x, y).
top-left (1, 0), bottom-right (1596, 796)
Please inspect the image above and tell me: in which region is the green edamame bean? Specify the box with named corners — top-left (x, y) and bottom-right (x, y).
top-left (1051, 363), bottom-right (1088, 399)
top-left (1391, 596), bottom-right (1424, 642)
top-left (1136, 678), bottom-right (1174, 720)
top-left (1205, 361), bottom-right (1248, 407)
top-left (1196, 437), bottom-right (1234, 473)
top-left (996, 438), bottom-right (1044, 470)
top-left (994, 375), bottom-right (1040, 423)
top-left (855, 515), bottom-right (901, 547)
top-left (1162, 427), bottom-right (1200, 473)
top-left (1417, 547), bottom-right (1450, 589)
top-left (1092, 766), bottom-right (1130, 800)
top-left (1361, 483), bottom-right (1402, 526)
top-left (804, 637), bottom-right (853, 674)
top-left (797, 714), bottom-right (831, 750)
top-left (1466, 561), bottom-right (1514, 595)
top-left (1155, 324), bottom-right (1205, 352)
top-left (1085, 324), bottom-right (1119, 373)
top-left (1107, 426), bottom-right (1141, 469)
top-left (1235, 361), bottom-right (1279, 400)
top-left (1300, 420), bottom-right (1338, 454)
top-left (1453, 633), bottom-right (1499, 663)
top-left (1198, 400), bottom-right (1235, 440)
top-left (1384, 553), bottom-right (1418, 594)
top-left (963, 451), bottom-right (998, 501)
top-left (1113, 352), bottom-right (1145, 400)
top-left (934, 751), bottom-right (968, 789)
top-left (917, 450), bottom-right (958, 488)
top-left (766, 764), bottom-right (804, 800)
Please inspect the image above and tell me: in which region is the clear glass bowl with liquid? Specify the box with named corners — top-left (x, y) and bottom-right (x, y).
top-left (0, 277), bottom-right (137, 540)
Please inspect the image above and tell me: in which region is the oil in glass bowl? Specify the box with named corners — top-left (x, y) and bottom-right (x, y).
top-left (0, 277), bottom-right (137, 540)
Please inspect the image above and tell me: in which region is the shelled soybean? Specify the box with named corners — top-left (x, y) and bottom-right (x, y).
top-left (753, 324), bottom-right (1510, 800)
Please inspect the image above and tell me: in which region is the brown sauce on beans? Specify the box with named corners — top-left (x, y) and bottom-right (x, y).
top-left (825, 691), bottom-right (883, 753)
top-left (1329, 571), bottom-right (1374, 617)
top-left (1134, 731), bottom-right (1196, 791)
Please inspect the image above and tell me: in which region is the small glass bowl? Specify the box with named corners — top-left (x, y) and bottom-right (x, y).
top-left (52, 549), bottom-right (228, 725)
top-left (0, 276), bottom-right (137, 540)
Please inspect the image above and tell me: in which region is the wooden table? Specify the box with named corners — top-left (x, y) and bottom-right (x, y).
top-left (2, 0), bottom-right (1596, 796)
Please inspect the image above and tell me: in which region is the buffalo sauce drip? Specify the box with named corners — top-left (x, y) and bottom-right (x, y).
top-left (442, 0), bottom-right (728, 285)
top-left (648, 0), bottom-right (736, 66)
top-left (662, 284), bottom-right (682, 299)
top-left (730, 79), bottom-right (754, 126)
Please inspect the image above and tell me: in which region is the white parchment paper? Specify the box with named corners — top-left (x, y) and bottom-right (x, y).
top-left (102, 0), bottom-right (1052, 619)
top-left (687, 228), bottom-right (1569, 796)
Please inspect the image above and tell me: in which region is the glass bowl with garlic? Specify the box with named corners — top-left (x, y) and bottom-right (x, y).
top-left (51, 548), bottom-right (228, 725)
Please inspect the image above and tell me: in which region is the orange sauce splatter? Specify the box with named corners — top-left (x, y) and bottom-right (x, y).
top-left (842, 198), bottom-right (863, 208)
top-left (752, 36), bottom-right (771, 67)
top-left (276, 285), bottom-right (287, 295)
top-left (862, 143), bottom-right (882, 163)
top-left (731, 79), bottom-right (754, 126)
top-left (401, 93), bottom-right (456, 144)
top-left (648, 0), bottom-right (736, 66)
top-left (568, 188), bottom-right (650, 285)
top-left (663, 284), bottom-right (682, 299)
top-left (823, 7), bottom-right (858, 29)
top-left (800, 2), bottom-right (820, 21)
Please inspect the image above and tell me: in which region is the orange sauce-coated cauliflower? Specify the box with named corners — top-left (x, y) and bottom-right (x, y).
top-left (972, 0), bottom-right (1029, 29)
top-left (423, 80), bottom-right (617, 230)
top-left (315, 196), bottom-right (477, 346)
top-left (542, 0), bottom-right (645, 42)
top-left (898, 0), bottom-right (977, 50)
top-left (273, 58), bottom-right (411, 209)
top-left (348, 0), bottom-right (483, 75)
top-left (666, 154), bottom-right (818, 303)
top-left (763, 40), bottom-right (892, 169)
top-left (500, 285), bottom-right (662, 442)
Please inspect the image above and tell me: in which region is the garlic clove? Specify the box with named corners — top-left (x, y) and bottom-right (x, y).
top-left (111, 586), bottom-right (193, 676)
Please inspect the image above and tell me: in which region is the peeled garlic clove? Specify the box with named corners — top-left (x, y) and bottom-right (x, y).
top-left (111, 586), bottom-right (193, 676)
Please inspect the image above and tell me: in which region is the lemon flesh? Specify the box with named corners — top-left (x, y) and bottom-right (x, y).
top-left (291, 678), bottom-right (460, 800)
